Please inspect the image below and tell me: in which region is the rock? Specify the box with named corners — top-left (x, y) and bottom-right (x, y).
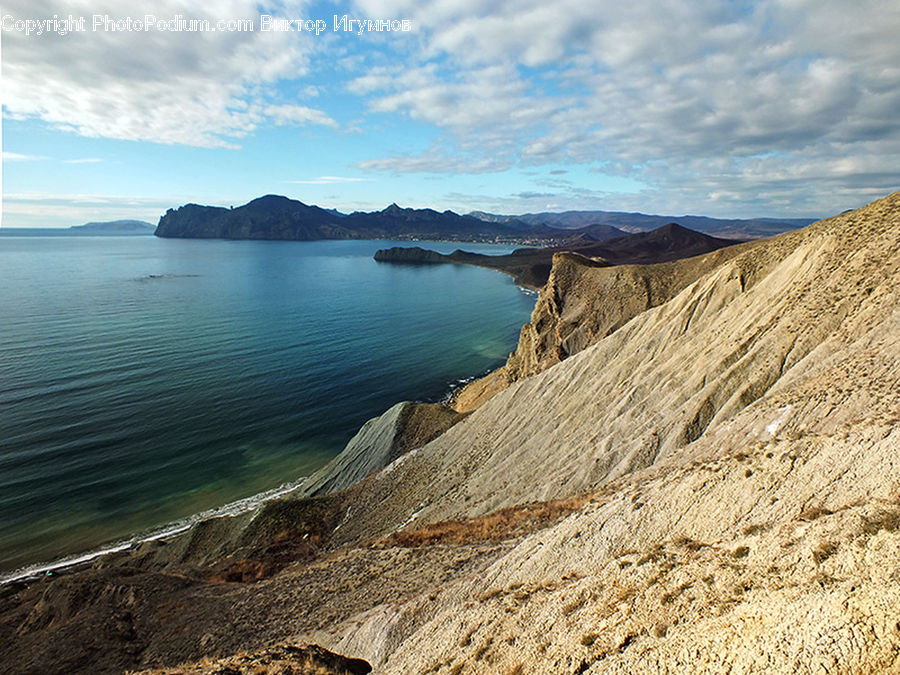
top-left (301, 402), bottom-right (463, 497)
top-left (131, 643), bottom-right (372, 674)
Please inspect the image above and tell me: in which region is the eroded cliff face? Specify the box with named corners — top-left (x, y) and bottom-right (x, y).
top-left (316, 192), bottom-right (900, 672)
top-left (3, 194), bottom-right (899, 675)
top-left (300, 402), bottom-right (464, 497)
top-left (452, 243), bottom-right (757, 413)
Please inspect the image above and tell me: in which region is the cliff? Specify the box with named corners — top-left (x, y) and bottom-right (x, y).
top-left (154, 195), bottom-right (352, 240)
top-left (452, 240), bottom-right (758, 411)
top-left (299, 401), bottom-right (464, 497)
top-left (2, 193), bottom-right (899, 674)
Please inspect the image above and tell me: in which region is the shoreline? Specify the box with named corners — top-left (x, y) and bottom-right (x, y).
top-left (0, 306), bottom-right (537, 587)
top-left (0, 476), bottom-right (312, 586)
top-left (0, 237), bottom-right (537, 590)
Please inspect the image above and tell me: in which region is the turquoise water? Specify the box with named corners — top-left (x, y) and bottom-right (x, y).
top-left (0, 234), bottom-right (536, 574)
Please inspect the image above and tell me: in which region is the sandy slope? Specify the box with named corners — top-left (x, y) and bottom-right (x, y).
top-left (314, 192), bottom-right (900, 672)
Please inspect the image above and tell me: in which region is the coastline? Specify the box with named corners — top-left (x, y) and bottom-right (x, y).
top-left (0, 477), bottom-right (314, 586)
top-left (3, 195), bottom-right (899, 673)
top-left (0, 236), bottom-right (536, 586)
top-left (0, 228), bottom-right (735, 589)
top-left (0, 287), bottom-right (535, 587)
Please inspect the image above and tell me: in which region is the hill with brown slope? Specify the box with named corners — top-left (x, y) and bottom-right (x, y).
top-left (375, 222), bottom-right (741, 288)
top-left (451, 240), bottom-right (760, 412)
top-left (1, 193), bottom-right (898, 674)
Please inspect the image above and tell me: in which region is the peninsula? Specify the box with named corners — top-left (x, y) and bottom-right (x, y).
top-left (374, 222), bottom-right (740, 288)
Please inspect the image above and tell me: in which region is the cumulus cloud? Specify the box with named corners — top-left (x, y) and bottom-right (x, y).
top-left (350, 0), bottom-right (900, 215)
top-left (1, 0), bottom-right (327, 147)
top-left (5, 0), bottom-right (898, 215)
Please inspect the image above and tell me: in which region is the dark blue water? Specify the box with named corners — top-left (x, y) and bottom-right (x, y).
top-left (0, 234), bottom-right (536, 574)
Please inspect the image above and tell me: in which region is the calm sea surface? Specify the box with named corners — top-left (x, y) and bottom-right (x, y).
top-left (0, 234), bottom-right (536, 574)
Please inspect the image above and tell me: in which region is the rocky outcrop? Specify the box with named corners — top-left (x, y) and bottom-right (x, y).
top-left (300, 401), bottom-right (463, 497)
top-left (452, 242), bottom-right (756, 411)
top-left (377, 223), bottom-right (742, 290)
top-left (373, 246), bottom-right (449, 264)
top-left (132, 643), bottom-right (371, 674)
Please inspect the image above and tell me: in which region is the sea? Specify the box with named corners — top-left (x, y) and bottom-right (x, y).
top-left (0, 232), bottom-right (537, 579)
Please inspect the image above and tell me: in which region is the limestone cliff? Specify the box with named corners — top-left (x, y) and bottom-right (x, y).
top-left (316, 191), bottom-right (900, 672)
top-left (300, 401), bottom-right (463, 497)
top-left (452, 241), bottom-right (756, 412)
top-left (2, 193), bottom-right (899, 675)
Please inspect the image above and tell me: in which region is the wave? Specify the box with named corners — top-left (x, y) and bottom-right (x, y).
top-left (0, 476), bottom-right (310, 586)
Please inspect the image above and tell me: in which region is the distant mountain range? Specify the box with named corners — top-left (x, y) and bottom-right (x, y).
top-left (71, 220), bottom-right (155, 233)
top-left (155, 195), bottom-right (563, 243)
top-left (375, 222), bottom-right (742, 287)
top-left (467, 209), bottom-right (817, 239)
top-left (154, 195), bottom-right (813, 243)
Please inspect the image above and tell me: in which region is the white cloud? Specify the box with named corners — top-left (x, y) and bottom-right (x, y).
top-left (4, 0), bottom-right (898, 216)
top-left (358, 149), bottom-right (511, 175)
top-left (1, 0), bottom-right (321, 147)
top-left (265, 104), bottom-right (338, 129)
top-left (1, 192), bottom-right (174, 227)
top-left (2, 152), bottom-right (46, 161)
top-left (349, 0), bottom-right (900, 215)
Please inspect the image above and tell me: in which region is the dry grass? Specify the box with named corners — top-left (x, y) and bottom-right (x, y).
top-left (372, 494), bottom-right (593, 548)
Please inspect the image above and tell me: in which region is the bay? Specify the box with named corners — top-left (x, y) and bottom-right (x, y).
top-left (0, 234), bottom-right (536, 574)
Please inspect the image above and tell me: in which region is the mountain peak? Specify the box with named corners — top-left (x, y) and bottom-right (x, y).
top-left (246, 194), bottom-right (308, 208)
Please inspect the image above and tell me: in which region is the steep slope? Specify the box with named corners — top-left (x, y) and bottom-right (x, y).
top-left (452, 239), bottom-right (757, 412)
top-left (311, 193), bottom-right (900, 672)
top-left (337, 192), bottom-right (899, 535)
top-left (155, 195), bottom-right (350, 240)
top-left (300, 401), bottom-right (463, 497)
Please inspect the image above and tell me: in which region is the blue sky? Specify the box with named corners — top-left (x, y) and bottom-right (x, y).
top-left (2, 0), bottom-right (898, 227)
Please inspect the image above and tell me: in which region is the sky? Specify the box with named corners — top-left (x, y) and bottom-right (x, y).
top-left (1, 0), bottom-right (899, 227)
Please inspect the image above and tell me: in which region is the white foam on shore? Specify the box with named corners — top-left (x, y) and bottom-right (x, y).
top-left (0, 476), bottom-right (310, 586)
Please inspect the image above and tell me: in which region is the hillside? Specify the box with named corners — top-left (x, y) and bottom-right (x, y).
top-left (1, 193), bottom-right (898, 674)
top-left (469, 209), bottom-right (816, 239)
top-left (154, 195), bottom-right (561, 242)
top-left (70, 220), bottom-right (155, 232)
top-left (155, 195), bottom-right (807, 243)
top-left (375, 222), bottom-right (741, 288)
